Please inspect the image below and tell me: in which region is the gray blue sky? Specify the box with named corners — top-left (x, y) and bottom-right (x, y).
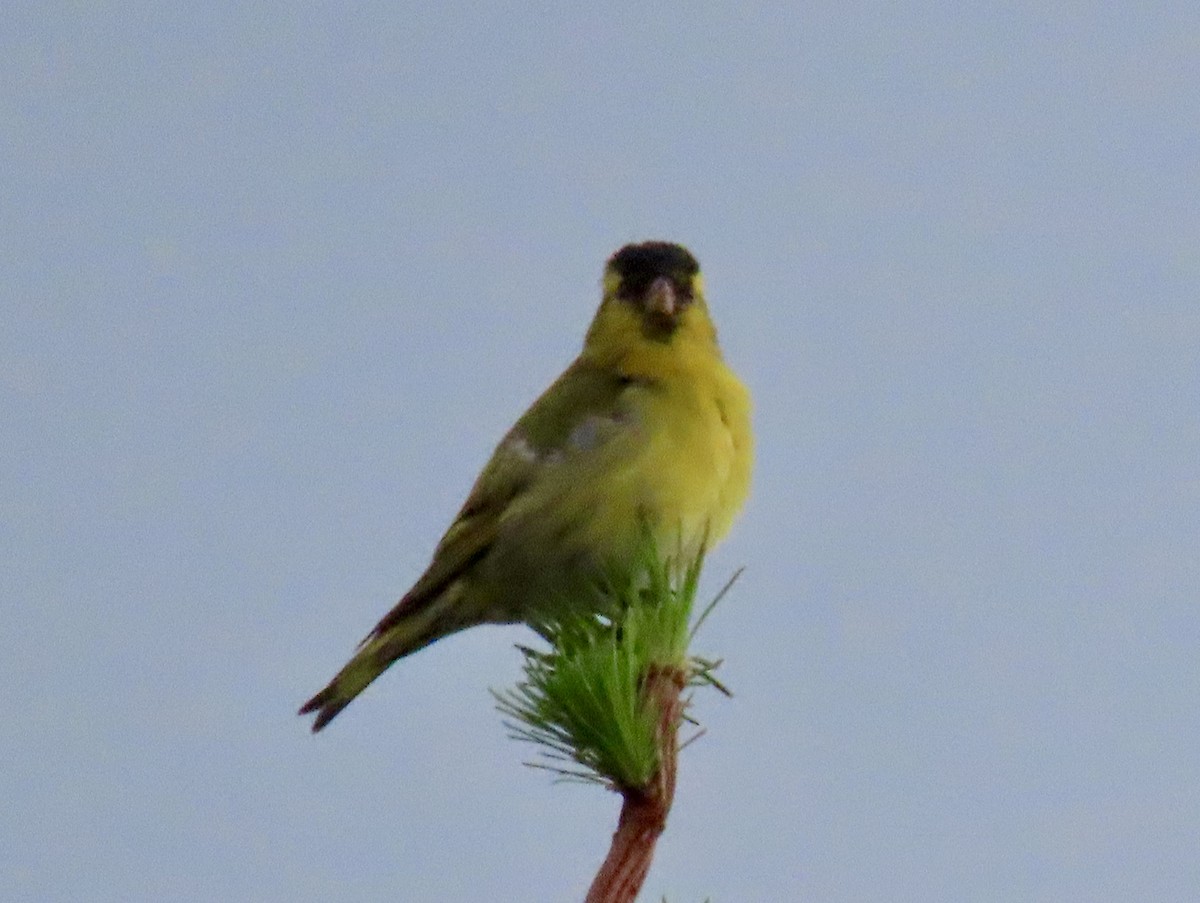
top-left (4, 3), bottom-right (1198, 901)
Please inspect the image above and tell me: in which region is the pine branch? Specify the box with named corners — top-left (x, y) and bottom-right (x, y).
top-left (584, 661), bottom-right (686, 903)
top-left (493, 534), bottom-right (736, 902)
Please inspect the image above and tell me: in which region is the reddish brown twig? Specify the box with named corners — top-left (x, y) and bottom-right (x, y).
top-left (585, 664), bottom-right (688, 903)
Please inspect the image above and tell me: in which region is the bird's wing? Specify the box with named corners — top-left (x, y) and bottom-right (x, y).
top-left (368, 358), bottom-right (640, 637)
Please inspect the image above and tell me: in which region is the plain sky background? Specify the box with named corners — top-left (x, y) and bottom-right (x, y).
top-left (4, 3), bottom-right (1198, 901)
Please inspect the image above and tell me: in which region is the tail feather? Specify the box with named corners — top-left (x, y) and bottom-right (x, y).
top-left (299, 585), bottom-right (471, 732)
top-left (298, 644), bottom-right (387, 732)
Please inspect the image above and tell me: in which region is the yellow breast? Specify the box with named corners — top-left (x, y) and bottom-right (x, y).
top-left (639, 357), bottom-right (752, 553)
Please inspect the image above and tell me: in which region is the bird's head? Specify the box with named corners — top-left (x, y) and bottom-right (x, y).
top-left (584, 241), bottom-right (719, 362)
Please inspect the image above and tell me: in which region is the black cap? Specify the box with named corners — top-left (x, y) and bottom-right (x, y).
top-left (607, 242), bottom-right (699, 297)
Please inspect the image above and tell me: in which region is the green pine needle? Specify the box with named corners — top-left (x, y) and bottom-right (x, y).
top-left (493, 532), bottom-right (736, 792)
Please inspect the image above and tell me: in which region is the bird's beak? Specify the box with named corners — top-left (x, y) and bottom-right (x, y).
top-left (645, 277), bottom-right (677, 318)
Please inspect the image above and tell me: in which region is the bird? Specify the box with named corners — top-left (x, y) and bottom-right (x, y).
top-left (299, 241), bottom-right (752, 732)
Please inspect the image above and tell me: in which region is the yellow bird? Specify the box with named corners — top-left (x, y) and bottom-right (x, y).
top-left (300, 241), bottom-right (752, 731)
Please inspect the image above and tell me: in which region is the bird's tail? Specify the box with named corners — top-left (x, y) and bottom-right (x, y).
top-left (299, 587), bottom-right (466, 732)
